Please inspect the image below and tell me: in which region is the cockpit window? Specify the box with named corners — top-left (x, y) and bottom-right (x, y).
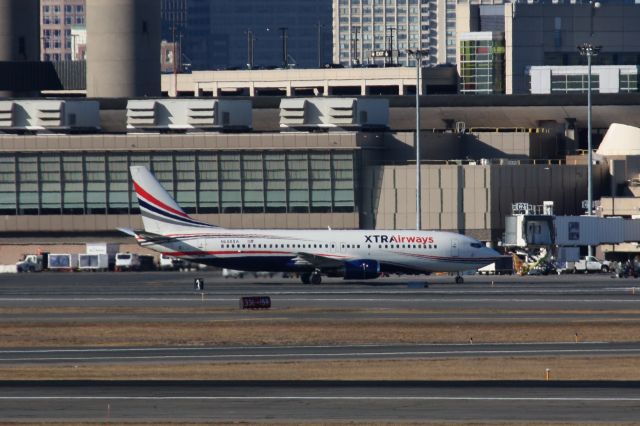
top-left (470, 242), bottom-right (482, 248)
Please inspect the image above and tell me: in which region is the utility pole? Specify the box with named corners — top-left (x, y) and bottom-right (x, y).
top-left (317, 22), bottom-right (324, 68)
top-left (172, 24), bottom-right (177, 97)
top-left (246, 29), bottom-right (255, 69)
top-left (279, 27), bottom-right (288, 68)
top-left (352, 27), bottom-right (360, 66)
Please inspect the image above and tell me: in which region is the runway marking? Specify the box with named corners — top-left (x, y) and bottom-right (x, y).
top-left (1, 396), bottom-right (640, 402)
top-left (2, 348), bottom-right (640, 362)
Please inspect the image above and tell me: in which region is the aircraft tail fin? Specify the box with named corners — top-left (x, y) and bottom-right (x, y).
top-left (129, 166), bottom-right (217, 234)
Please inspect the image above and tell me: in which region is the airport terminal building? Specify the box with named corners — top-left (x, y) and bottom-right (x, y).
top-left (0, 94), bottom-right (625, 262)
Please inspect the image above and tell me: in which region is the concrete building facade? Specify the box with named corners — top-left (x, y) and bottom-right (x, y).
top-left (160, 66), bottom-right (458, 97)
top-left (0, 0), bottom-right (40, 97)
top-left (86, 0), bottom-right (161, 98)
top-left (1, 0), bottom-right (40, 63)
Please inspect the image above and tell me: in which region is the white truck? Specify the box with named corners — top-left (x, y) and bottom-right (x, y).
top-left (115, 252), bottom-right (140, 271)
top-left (560, 256), bottom-right (612, 274)
top-left (16, 254), bottom-right (45, 272)
top-left (159, 253), bottom-right (184, 271)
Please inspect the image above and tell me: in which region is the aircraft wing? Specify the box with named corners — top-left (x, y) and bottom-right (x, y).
top-left (293, 252), bottom-right (346, 269)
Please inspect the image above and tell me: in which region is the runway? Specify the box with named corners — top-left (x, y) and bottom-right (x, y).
top-left (1, 342), bottom-right (640, 365)
top-left (2, 272), bottom-right (640, 423)
top-left (1, 272), bottom-right (640, 320)
top-left (1, 380), bottom-right (639, 422)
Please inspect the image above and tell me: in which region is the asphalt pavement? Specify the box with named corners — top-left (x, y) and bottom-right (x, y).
top-left (2, 272), bottom-right (640, 423)
top-left (1, 342), bottom-right (640, 365)
top-left (0, 380), bottom-right (639, 423)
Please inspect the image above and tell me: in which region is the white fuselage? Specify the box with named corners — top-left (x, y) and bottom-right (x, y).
top-left (138, 228), bottom-right (499, 274)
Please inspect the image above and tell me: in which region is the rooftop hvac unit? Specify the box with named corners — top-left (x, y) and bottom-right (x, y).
top-left (35, 101), bottom-right (64, 128)
top-left (279, 97), bottom-right (388, 131)
top-left (279, 98), bottom-right (307, 126)
top-left (127, 99), bottom-right (252, 132)
top-left (187, 100), bottom-right (216, 126)
top-left (0, 100), bottom-right (100, 133)
top-left (0, 102), bottom-right (14, 128)
top-left (327, 98), bottom-right (356, 125)
top-left (127, 100), bottom-right (157, 127)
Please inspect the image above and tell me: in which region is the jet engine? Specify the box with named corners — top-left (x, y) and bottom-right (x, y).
top-left (343, 259), bottom-right (381, 280)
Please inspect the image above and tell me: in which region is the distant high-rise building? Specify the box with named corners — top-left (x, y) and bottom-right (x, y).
top-left (40, 0), bottom-right (86, 61)
top-left (161, 0), bottom-right (188, 42)
top-left (182, 0), bottom-right (332, 70)
top-left (333, 0), bottom-right (504, 67)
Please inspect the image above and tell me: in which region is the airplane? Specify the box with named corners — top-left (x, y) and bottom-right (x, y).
top-left (119, 166), bottom-right (501, 284)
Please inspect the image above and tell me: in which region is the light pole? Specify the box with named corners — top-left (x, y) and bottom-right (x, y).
top-left (317, 23), bottom-right (324, 68)
top-left (407, 49), bottom-right (428, 230)
top-left (246, 29), bottom-right (255, 69)
top-left (578, 0), bottom-right (602, 257)
top-left (279, 27), bottom-right (288, 68)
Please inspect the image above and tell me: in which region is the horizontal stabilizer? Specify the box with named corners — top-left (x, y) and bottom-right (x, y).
top-left (117, 227), bottom-right (174, 244)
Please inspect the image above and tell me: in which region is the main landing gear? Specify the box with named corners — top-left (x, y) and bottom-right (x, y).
top-left (455, 275), bottom-right (464, 284)
top-left (301, 271), bottom-right (322, 285)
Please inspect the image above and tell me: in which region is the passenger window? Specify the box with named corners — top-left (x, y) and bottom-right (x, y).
top-left (434, 245), bottom-right (437, 249)
top-left (385, 245), bottom-right (388, 249)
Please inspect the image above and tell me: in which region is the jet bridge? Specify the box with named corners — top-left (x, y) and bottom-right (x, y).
top-left (503, 202), bottom-right (640, 260)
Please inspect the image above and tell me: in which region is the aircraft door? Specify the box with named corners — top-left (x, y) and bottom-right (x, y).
top-left (451, 239), bottom-right (459, 257)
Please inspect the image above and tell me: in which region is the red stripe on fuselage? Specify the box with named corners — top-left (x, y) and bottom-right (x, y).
top-left (133, 180), bottom-right (189, 219)
top-left (164, 250), bottom-right (350, 258)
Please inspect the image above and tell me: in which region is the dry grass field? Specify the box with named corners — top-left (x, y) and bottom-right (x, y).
top-left (3, 317), bottom-right (640, 348)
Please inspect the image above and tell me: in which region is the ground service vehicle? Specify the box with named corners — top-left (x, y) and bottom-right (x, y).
top-left (48, 254), bottom-right (78, 271)
top-left (120, 166), bottom-right (500, 284)
top-left (562, 256), bottom-right (612, 274)
top-left (115, 252), bottom-right (141, 271)
top-left (477, 255), bottom-right (514, 275)
top-left (16, 254), bottom-right (46, 272)
top-left (574, 256), bottom-right (611, 273)
top-left (78, 253), bottom-right (110, 271)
